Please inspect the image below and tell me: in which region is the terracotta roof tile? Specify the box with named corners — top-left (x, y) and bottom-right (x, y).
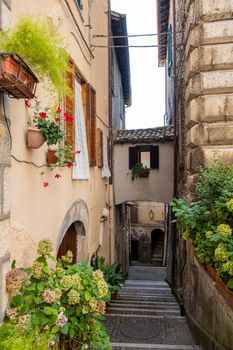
top-left (114, 126), bottom-right (174, 144)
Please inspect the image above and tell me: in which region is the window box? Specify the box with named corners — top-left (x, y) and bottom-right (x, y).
top-left (0, 53), bottom-right (38, 99)
top-left (139, 171), bottom-right (150, 178)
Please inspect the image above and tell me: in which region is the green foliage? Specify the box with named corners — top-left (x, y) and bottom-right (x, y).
top-left (0, 322), bottom-right (51, 350)
top-left (131, 163), bottom-right (150, 180)
top-left (171, 157), bottom-right (233, 290)
top-left (0, 16), bottom-right (70, 96)
top-left (92, 255), bottom-right (127, 294)
top-left (3, 241), bottom-right (111, 349)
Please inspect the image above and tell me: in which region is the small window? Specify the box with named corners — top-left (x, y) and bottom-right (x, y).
top-left (76, 0), bottom-right (83, 10)
top-left (140, 151), bottom-right (150, 168)
top-left (129, 145), bottom-right (159, 169)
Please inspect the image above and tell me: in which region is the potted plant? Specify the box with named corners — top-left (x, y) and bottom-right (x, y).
top-left (26, 98), bottom-right (64, 149)
top-left (131, 162), bottom-right (150, 180)
top-left (0, 15), bottom-right (71, 97)
top-left (48, 144), bottom-right (75, 168)
top-left (2, 240), bottom-right (111, 349)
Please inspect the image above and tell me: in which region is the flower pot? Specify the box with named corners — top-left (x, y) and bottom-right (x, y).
top-left (26, 127), bottom-right (45, 149)
top-left (47, 149), bottom-right (58, 165)
top-left (206, 263), bottom-right (233, 309)
top-left (0, 53), bottom-right (38, 99)
top-left (139, 171), bottom-right (150, 178)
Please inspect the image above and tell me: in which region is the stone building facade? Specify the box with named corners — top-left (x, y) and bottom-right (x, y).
top-left (157, 0), bottom-right (233, 348)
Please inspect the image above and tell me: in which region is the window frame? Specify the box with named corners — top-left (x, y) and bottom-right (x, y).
top-left (129, 145), bottom-right (159, 170)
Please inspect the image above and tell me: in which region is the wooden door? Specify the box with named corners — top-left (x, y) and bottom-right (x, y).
top-left (57, 224), bottom-right (77, 264)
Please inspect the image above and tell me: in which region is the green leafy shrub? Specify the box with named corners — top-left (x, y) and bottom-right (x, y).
top-left (131, 163), bottom-right (150, 180)
top-left (92, 255), bottom-right (126, 294)
top-left (2, 240), bottom-right (111, 350)
top-left (0, 16), bottom-right (71, 96)
top-left (171, 157), bottom-right (233, 290)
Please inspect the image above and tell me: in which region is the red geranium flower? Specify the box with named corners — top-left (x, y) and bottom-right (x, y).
top-left (54, 173), bottom-right (61, 179)
top-left (56, 107), bottom-right (62, 114)
top-left (54, 117), bottom-right (60, 123)
top-left (64, 113), bottom-right (73, 123)
top-left (66, 163), bottom-right (72, 169)
top-left (43, 181), bottom-right (49, 187)
top-left (39, 112), bottom-right (47, 119)
top-left (25, 99), bottom-right (31, 108)
top-left (74, 150), bottom-right (81, 154)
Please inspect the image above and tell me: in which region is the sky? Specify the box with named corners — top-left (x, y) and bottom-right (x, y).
top-left (111, 0), bottom-right (165, 129)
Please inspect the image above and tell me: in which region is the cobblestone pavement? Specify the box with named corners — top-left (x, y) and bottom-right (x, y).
top-left (105, 266), bottom-right (201, 350)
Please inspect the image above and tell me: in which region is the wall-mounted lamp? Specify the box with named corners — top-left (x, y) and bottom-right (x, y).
top-left (148, 209), bottom-right (155, 221)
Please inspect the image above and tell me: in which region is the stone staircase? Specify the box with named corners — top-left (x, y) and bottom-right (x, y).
top-left (105, 266), bottom-right (201, 350)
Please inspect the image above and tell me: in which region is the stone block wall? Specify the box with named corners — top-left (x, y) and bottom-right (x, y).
top-left (173, 0), bottom-right (233, 346)
top-left (178, 0), bottom-right (233, 192)
top-left (0, 0), bottom-right (11, 322)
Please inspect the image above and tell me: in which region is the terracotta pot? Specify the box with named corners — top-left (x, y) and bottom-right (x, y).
top-left (206, 263), bottom-right (233, 309)
top-left (139, 171), bottom-right (150, 178)
top-left (47, 149), bottom-right (58, 165)
top-left (26, 127), bottom-right (45, 149)
top-left (0, 53), bottom-right (38, 99)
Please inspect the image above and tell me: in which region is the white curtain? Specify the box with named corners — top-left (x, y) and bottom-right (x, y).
top-left (72, 79), bottom-right (90, 180)
top-left (102, 131), bottom-right (111, 178)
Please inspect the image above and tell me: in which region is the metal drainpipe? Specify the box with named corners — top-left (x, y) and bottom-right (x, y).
top-left (108, 0), bottom-right (113, 185)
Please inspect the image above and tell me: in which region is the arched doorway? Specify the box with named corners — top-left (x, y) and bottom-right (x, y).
top-left (57, 200), bottom-right (89, 263)
top-left (151, 229), bottom-right (164, 265)
top-left (57, 223), bottom-right (77, 263)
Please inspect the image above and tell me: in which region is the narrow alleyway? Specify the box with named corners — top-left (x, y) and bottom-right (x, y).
top-left (105, 266), bottom-right (200, 350)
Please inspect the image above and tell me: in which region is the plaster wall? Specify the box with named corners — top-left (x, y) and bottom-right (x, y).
top-left (7, 0), bottom-right (112, 271)
top-left (114, 142), bottom-right (174, 205)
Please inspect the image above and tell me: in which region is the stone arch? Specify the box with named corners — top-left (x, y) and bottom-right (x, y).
top-left (56, 200), bottom-right (89, 262)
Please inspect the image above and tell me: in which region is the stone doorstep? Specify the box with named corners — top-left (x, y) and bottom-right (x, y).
top-left (110, 343), bottom-right (201, 349)
top-left (107, 307), bottom-right (180, 314)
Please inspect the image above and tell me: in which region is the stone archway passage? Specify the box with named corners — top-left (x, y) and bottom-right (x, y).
top-left (151, 229), bottom-right (164, 265)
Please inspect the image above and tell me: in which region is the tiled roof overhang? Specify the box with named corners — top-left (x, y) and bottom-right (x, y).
top-left (114, 126), bottom-right (174, 144)
top-left (157, 0), bottom-right (170, 66)
top-left (111, 11), bottom-right (132, 107)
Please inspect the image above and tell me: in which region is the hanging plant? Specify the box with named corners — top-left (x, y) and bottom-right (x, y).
top-left (0, 16), bottom-right (71, 97)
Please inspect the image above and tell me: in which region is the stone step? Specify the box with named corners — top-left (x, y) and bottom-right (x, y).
top-left (117, 295), bottom-right (176, 303)
top-left (111, 299), bottom-right (179, 307)
top-left (125, 280), bottom-right (168, 286)
top-left (106, 306), bottom-right (180, 316)
top-left (121, 286), bottom-right (171, 291)
top-left (106, 313), bottom-right (184, 319)
top-left (110, 343), bottom-right (201, 350)
top-left (123, 284), bottom-right (169, 289)
top-left (110, 301), bottom-right (179, 309)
